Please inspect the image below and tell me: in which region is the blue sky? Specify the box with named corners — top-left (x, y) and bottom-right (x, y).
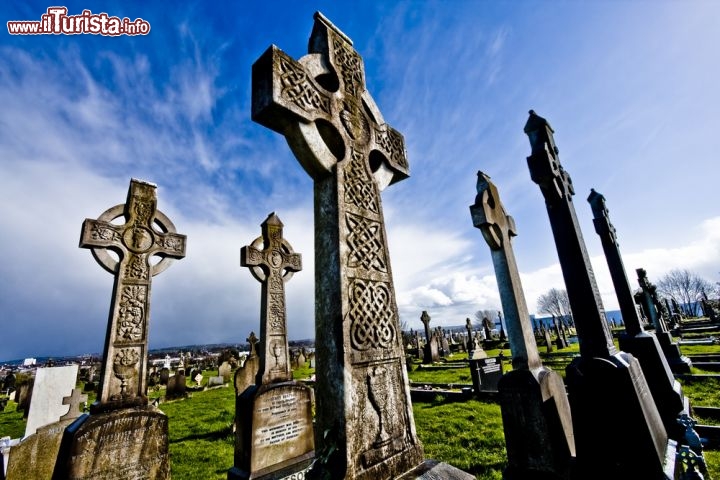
top-left (1, 1), bottom-right (718, 360)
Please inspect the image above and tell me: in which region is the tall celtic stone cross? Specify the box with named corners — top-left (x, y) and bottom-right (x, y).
top-left (240, 212), bottom-right (301, 385)
top-left (470, 172), bottom-right (541, 370)
top-left (252, 12), bottom-right (423, 478)
top-left (587, 189), bottom-right (644, 336)
top-left (80, 179), bottom-right (186, 412)
top-left (524, 110), bottom-right (615, 359)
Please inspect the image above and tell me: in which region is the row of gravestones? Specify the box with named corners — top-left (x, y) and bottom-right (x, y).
top-left (2, 12), bottom-right (707, 480)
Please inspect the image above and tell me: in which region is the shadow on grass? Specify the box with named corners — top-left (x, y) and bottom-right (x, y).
top-left (171, 424), bottom-right (233, 443)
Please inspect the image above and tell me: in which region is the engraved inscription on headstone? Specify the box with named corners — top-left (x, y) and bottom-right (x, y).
top-left (79, 179), bottom-right (186, 412)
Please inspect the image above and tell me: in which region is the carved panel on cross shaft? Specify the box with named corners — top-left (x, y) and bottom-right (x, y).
top-left (344, 150), bottom-right (379, 213)
top-left (279, 56), bottom-right (330, 114)
top-left (133, 201), bottom-right (152, 223)
top-left (348, 278), bottom-right (396, 351)
top-left (125, 254), bottom-right (149, 280)
top-left (269, 291), bottom-right (285, 331)
top-left (117, 285), bottom-right (146, 342)
top-left (346, 213), bottom-right (387, 273)
top-left (156, 235), bottom-right (184, 253)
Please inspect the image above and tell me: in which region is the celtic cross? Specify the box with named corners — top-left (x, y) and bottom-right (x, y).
top-left (241, 212), bottom-right (301, 385)
top-left (252, 12), bottom-right (423, 477)
top-left (524, 110), bottom-right (615, 359)
top-left (80, 179), bottom-right (186, 412)
top-left (470, 172), bottom-right (541, 370)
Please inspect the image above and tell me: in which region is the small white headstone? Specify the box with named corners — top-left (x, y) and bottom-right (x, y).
top-left (24, 365), bottom-right (78, 438)
top-left (194, 373), bottom-right (203, 385)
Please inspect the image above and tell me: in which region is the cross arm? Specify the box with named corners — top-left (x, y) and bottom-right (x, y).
top-left (470, 171), bottom-right (517, 250)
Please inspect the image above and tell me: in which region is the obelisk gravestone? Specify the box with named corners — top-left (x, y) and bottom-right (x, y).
top-left (471, 171), bottom-right (574, 479)
top-left (252, 12), bottom-right (471, 480)
top-left (56, 178), bottom-right (185, 479)
top-left (525, 111), bottom-right (675, 478)
top-left (229, 213), bottom-right (314, 480)
top-left (588, 189), bottom-right (688, 438)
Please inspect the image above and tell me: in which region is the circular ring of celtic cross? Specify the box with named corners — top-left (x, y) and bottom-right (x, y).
top-left (247, 235), bottom-right (298, 283)
top-left (91, 204), bottom-right (179, 276)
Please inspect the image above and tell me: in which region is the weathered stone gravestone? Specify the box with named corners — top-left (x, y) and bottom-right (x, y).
top-left (525, 111), bottom-right (675, 478)
top-left (219, 361), bottom-right (232, 384)
top-left (53, 178), bottom-right (186, 480)
top-left (159, 367), bottom-right (170, 385)
top-left (482, 316), bottom-right (493, 340)
top-left (420, 311), bottom-right (439, 364)
top-left (588, 189), bottom-right (689, 439)
top-left (636, 268), bottom-right (692, 374)
top-left (229, 213), bottom-right (314, 480)
top-left (470, 171), bottom-right (575, 478)
top-left (23, 365), bottom-right (79, 438)
top-left (208, 376), bottom-right (224, 388)
top-left (234, 332), bottom-right (260, 397)
top-left (13, 381), bottom-right (33, 418)
top-left (251, 12), bottom-right (472, 479)
top-left (165, 370), bottom-right (187, 400)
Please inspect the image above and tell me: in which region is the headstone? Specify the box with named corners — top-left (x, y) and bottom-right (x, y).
top-left (24, 365), bottom-right (79, 438)
top-left (470, 171), bottom-right (575, 477)
top-left (420, 311), bottom-right (439, 364)
top-left (588, 189), bottom-right (688, 439)
top-left (5, 419), bottom-right (75, 480)
top-left (439, 331), bottom-right (450, 357)
top-left (54, 178), bottom-right (185, 480)
top-left (235, 332), bottom-right (260, 397)
top-left (2, 373), bottom-right (15, 393)
top-left (165, 371), bottom-right (187, 400)
top-left (159, 368), bottom-right (170, 385)
top-left (636, 268), bottom-right (692, 373)
top-left (14, 381), bottom-right (33, 418)
top-left (415, 331), bottom-right (423, 360)
top-left (296, 350), bottom-right (307, 368)
top-left (251, 12), bottom-right (471, 479)
top-left (543, 327), bottom-right (554, 353)
top-left (208, 376), bottom-right (224, 387)
top-left (525, 110), bottom-right (673, 477)
top-left (219, 361), bottom-right (232, 384)
top-left (469, 357), bottom-right (504, 393)
top-left (465, 319), bottom-right (473, 353)
top-left (229, 213), bottom-right (314, 480)
top-left (482, 317), bottom-right (493, 340)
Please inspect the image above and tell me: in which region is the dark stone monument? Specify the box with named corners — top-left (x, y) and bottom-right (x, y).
top-left (229, 213), bottom-right (314, 480)
top-left (470, 171), bottom-right (575, 478)
top-left (54, 178), bottom-right (185, 480)
top-left (165, 371), bottom-right (187, 400)
top-left (251, 12), bottom-right (472, 480)
top-left (525, 111), bottom-right (676, 478)
top-left (420, 311), bottom-right (439, 364)
top-left (159, 367), bottom-right (170, 386)
top-left (588, 189), bottom-right (688, 439)
top-left (636, 268), bottom-right (692, 374)
top-left (469, 357), bottom-right (504, 394)
top-left (482, 317), bottom-right (493, 340)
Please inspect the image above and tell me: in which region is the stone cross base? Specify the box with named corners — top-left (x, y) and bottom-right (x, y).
top-left (498, 368), bottom-right (575, 480)
top-left (54, 406), bottom-right (169, 479)
top-left (566, 353), bottom-right (676, 478)
top-left (396, 459), bottom-right (475, 479)
top-left (655, 332), bottom-right (692, 374)
top-left (619, 332), bottom-right (689, 440)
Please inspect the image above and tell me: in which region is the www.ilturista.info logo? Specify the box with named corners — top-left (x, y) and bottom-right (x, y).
top-left (7, 7), bottom-right (150, 36)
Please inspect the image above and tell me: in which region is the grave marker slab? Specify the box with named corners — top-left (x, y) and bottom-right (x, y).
top-left (235, 332), bottom-right (260, 397)
top-left (219, 361), bottom-right (232, 384)
top-left (420, 312), bottom-right (439, 364)
top-left (252, 12), bottom-right (471, 479)
top-left (588, 189), bottom-right (688, 438)
top-left (6, 419), bottom-right (75, 480)
top-left (470, 171), bottom-right (574, 478)
top-left (24, 365), bottom-right (78, 438)
top-left (525, 111), bottom-right (673, 478)
top-left (229, 213), bottom-right (314, 480)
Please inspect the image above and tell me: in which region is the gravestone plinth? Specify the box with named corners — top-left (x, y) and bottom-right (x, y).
top-left (54, 406), bottom-right (169, 479)
top-left (5, 419), bottom-right (74, 480)
top-left (471, 172), bottom-right (575, 479)
top-left (525, 111), bottom-right (675, 478)
top-left (588, 189), bottom-right (688, 439)
top-left (229, 383), bottom-right (314, 480)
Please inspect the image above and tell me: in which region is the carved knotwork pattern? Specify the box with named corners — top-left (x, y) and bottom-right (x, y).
top-left (157, 235), bottom-right (184, 252)
top-left (332, 37), bottom-right (363, 98)
top-left (376, 128), bottom-right (407, 170)
top-left (344, 150), bottom-right (379, 213)
top-left (279, 57), bottom-right (330, 114)
top-left (117, 285), bottom-right (146, 341)
top-left (346, 213), bottom-right (387, 273)
top-left (124, 254), bottom-right (148, 280)
top-left (348, 279), bottom-right (396, 350)
top-left (113, 347), bottom-right (139, 367)
top-left (133, 201), bottom-right (151, 223)
top-left (269, 291), bottom-right (285, 331)
top-left (90, 223), bottom-right (120, 242)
